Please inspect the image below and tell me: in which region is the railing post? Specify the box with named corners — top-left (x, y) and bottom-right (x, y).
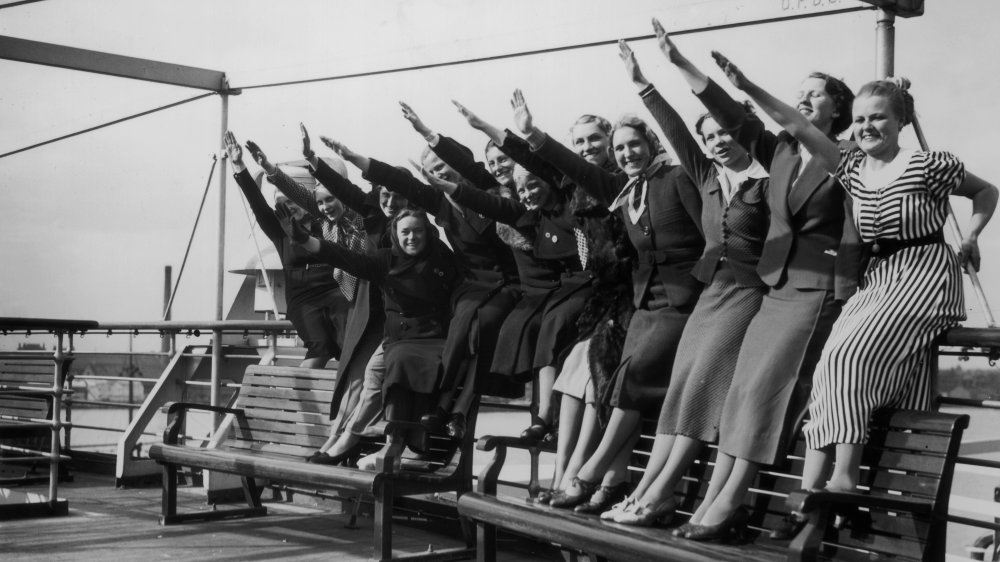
top-left (49, 330), bottom-right (64, 504)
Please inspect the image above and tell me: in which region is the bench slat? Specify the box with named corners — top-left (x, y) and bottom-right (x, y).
top-left (238, 396), bottom-right (329, 414)
top-left (241, 374), bottom-right (337, 392)
top-left (239, 386), bottom-right (334, 404)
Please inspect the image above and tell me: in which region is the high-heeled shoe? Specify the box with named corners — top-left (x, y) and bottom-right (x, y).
top-left (671, 522), bottom-right (694, 538)
top-left (312, 443), bottom-right (362, 466)
top-left (549, 477), bottom-right (599, 509)
top-left (532, 487), bottom-right (555, 505)
top-left (520, 417), bottom-right (552, 442)
top-left (574, 481), bottom-right (630, 514)
top-left (599, 497), bottom-right (634, 521)
top-left (683, 507), bottom-right (749, 542)
top-left (768, 511), bottom-right (806, 540)
top-left (446, 413), bottom-right (466, 440)
top-left (613, 500), bottom-right (675, 526)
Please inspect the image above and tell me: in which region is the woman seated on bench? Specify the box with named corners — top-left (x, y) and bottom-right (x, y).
top-left (278, 205), bottom-right (464, 467)
top-left (711, 52), bottom-right (998, 530)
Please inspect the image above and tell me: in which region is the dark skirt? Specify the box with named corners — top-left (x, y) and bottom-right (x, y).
top-left (286, 268), bottom-right (350, 359)
top-left (606, 305), bottom-right (689, 412)
top-left (383, 338), bottom-right (446, 394)
top-left (656, 266), bottom-right (766, 439)
top-left (532, 271), bottom-right (595, 370)
top-left (490, 284), bottom-right (556, 380)
top-left (439, 274), bottom-right (520, 394)
top-left (719, 285), bottom-right (840, 464)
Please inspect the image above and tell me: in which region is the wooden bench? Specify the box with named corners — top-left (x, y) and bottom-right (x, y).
top-left (458, 408), bottom-right (969, 562)
top-left (148, 365), bottom-right (478, 562)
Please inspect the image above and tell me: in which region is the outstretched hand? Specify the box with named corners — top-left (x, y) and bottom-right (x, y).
top-left (411, 158), bottom-right (459, 195)
top-left (300, 123), bottom-right (315, 160)
top-left (245, 140), bottom-right (276, 174)
top-left (711, 51), bottom-right (750, 90)
top-left (319, 136), bottom-right (358, 163)
top-left (224, 131), bottom-right (244, 167)
top-left (452, 100), bottom-right (488, 131)
top-left (652, 18), bottom-right (684, 64)
top-left (399, 101), bottom-right (432, 137)
top-left (274, 203), bottom-right (311, 244)
top-left (618, 39), bottom-right (649, 89)
top-left (510, 89), bottom-right (534, 135)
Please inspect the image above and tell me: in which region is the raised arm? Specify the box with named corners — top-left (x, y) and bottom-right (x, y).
top-left (299, 136), bottom-right (379, 215)
top-left (454, 98), bottom-right (562, 186)
top-left (712, 51), bottom-right (840, 172)
top-left (226, 132), bottom-right (284, 243)
top-left (365, 157), bottom-right (445, 212)
top-left (619, 39), bottom-right (715, 188)
top-left (651, 20), bottom-right (778, 168)
top-left (275, 205), bottom-right (387, 280)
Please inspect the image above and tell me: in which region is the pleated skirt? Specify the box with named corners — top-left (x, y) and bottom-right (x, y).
top-left (656, 266), bottom-right (766, 439)
top-left (717, 284), bottom-right (840, 465)
top-left (804, 244), bottom-right (965, 449)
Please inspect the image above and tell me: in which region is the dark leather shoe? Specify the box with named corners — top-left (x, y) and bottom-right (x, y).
top-left (446, 413), bottom-right (466, 440)
top-left (305, 451), bottom-right (328, 464)
top-left (769, 512), bottom-right (806, 540)
top-left (549, 477), bottom-right (598, 509)
top-left (574, 481), bottom-right (630, 514)
top-left (684, 507), bottom-right (749, 542)
top-left (520, 420), bottom-right (552, 441)
top-left (313, 443), bottom-right (362, 466)
top-left (420, 407), bottom-right (448, 432)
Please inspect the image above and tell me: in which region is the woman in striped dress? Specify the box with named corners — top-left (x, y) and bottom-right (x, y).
top-left (713, 56), bottom-right (997, 497)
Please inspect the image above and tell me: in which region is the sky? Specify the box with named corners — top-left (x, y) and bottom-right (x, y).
top-left (2, 0), bottom-right (999, 348)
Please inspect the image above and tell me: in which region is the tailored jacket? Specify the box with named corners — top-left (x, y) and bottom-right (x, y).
top-left (364, 154), bottom-right (518, 282)
top-left (640, 85), bottom-right (769, 288)
top-left (697, 80), bottom-right (862, 301)
top-left (314, 239), bottom-right (461, 343)
top-left (533, 135), bottom-right (705, 309)
top-left (307, 158), bottom-right (392, 250)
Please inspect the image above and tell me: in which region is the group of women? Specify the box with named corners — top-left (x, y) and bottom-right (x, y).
top-left (226, 17), bottom-right (998, 541)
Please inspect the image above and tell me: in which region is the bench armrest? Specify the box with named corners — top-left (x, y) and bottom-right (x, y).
top-left (159, 401), bottom-right (248, 445)
top-left (474, 435), bottom-right (515, 495)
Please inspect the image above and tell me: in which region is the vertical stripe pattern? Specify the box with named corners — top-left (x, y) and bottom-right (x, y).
top-left (804, 150), bottom-right (967, 449)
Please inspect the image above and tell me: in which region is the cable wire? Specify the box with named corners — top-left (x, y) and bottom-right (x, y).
top-left (0, 92), bottom-right (215, 160)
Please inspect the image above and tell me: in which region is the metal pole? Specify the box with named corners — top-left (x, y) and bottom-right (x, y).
top-left (873, 9), bottom-right (996, 327)
top-left (211, 84), bottom-right (229, 430)
top-left (161, 265), bottom-right (172, 353)
top-left (875, 9), bottom-right (895, 79)
top-left (49, 331), bottom-right (64, 504)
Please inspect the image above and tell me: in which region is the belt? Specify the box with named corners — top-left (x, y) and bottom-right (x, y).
top-left (866, 231), bottom-right (944, 258)
top-left (302, 263), bottom-right (332, 270)
top-left (637, 248), bottom-right (703, 265)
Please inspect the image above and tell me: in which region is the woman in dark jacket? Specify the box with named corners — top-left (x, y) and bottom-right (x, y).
top-left (279, 206), bottom-right (463, 460)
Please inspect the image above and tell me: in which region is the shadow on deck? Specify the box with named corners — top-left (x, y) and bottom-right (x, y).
top-left (0, 472), bottom-right (560, 561)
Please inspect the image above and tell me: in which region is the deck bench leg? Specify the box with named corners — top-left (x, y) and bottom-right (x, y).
top-left (476, 521), bottom-right (496, 562)
top-left (161, 462), bottom-right (177, 524)
top-left (374, 479), bottom-right (393, 562)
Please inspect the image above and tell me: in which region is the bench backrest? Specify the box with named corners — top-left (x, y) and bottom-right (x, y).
top-left (626, 409), bottom-right (967, 560)
top-left (223, 365), bottom-right (337, 458)
top-left (222, 365), bottom-right (474, 475)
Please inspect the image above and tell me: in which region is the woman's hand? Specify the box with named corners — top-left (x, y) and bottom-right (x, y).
top-left (618, 39), bottom-right (650, 89)
top-left (400, 101), bottom-right (433, 137)
top-left (711, 51), bottom-right (750, 91)
top-left (452, 100), bottom-right (487, 130)
top-left (412, 158), bottom-right (459, 195)
top-left (300, 122), bottom-right (316, 161)
top-left (960, 236), bottom-right (982, 272)
top-left (245, 140), bottom-right (276, 175)
top-left (274, 203), bottom-right (311, 244)
top-left (652, 18), bottom-right (684, 65)
top-left (224, 131), bottom-right (246, 172)
top-left (510, 89), bottom-right (534, 136)
top-left (320, 136), bottom-right (357, 163)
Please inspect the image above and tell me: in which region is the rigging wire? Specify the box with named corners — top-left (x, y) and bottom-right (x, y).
top-left (235, 6), bottom-right (869, 92)
top-left (162, 154), bottom-right (219, 321)
top-left (0, 92), bottom-right (215, 160)
top-left (0, 0), bottom-right (49, 9)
